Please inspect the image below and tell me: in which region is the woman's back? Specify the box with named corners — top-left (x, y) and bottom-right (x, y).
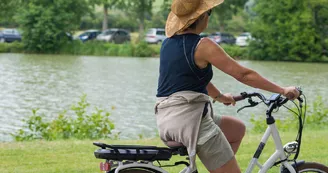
top-left (157, 33), bottom-right (213, 97)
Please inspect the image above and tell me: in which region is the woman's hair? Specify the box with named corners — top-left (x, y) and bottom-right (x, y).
top-left (186, 14), bottom-right (206, 30)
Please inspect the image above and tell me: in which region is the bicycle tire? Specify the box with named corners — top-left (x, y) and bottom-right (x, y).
top-left (295, 162), bottom-right (328, 173)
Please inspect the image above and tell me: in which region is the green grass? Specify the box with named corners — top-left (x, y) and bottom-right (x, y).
top-left (1, 130), bottom-right (327, 173)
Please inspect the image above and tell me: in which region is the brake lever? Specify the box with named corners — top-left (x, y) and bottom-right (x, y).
top-left (296, 86), bottom-right (303, 103)
top-left (237, 98), bottom-right (259, 113)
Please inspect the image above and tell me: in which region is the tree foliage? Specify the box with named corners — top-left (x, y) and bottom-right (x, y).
top-left (0, 0), bottom-right (17, 18)
top-left (212, 0), bottom-right (248, 31)
top-left (148, 0), bottom-right (171, 29)
top-left (124, 0), bottom-right (155, 40)
top-left (0, 0), bottom-right (22, 25)
top-left (88, 0), bottom-right (154, 37)
top-left (16, 0), bottom-right (90, 53)
top-left (90, 0), bottom-right (125, 31)
top-left (248, 0), bottom-right (328, 62)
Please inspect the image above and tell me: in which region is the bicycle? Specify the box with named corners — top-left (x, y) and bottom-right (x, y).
top-left (93, 88), bottom-right (328, 173)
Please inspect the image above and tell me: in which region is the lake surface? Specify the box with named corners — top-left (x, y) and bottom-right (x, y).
top-left (0, 53), bottom-right (327, 141)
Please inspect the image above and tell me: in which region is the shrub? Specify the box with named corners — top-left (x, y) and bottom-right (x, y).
top-left (0, 42), bottom-right (24, 53)
top-left (221, 45), bottom-right (248, 59)
top-left (133, 41), bottom-right (157, 57)
top-left (1, 40), bottom-right (161, 58)
top-left (12, 95), bottom-right (115, 141)
top-left (104, 43), bottom-right (119, 56)
top-left (118, 43), bottom-right (134, 57)
top-left (149, 44), bottom-right (161, 57)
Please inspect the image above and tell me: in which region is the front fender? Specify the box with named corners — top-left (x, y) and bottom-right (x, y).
top-left (281, 160), bottom-right (305, 173)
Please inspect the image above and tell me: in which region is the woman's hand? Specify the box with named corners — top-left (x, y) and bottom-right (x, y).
top-left (216, 93), bottom-right (236, 106)
top-left (282, 86), bottom-right (300, 100)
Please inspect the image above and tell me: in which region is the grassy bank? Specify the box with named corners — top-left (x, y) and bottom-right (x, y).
top-left (1, 130), bottom-right (327, 173)
top-left (0, 42), bottom-right (247, 59)
top-left (0, 41), bottom-right (161, 58)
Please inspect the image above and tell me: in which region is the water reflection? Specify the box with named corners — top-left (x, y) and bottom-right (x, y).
top-left (0, 53), bottom-right (327, 141)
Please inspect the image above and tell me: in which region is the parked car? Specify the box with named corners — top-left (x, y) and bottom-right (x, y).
top-left (0, 29), bottom-right (22, 43)
top-left (145, 28), bottom-right (166, 44)
top-left (208, 32), bottom-right (236, 44)
top-left (96, 29), bottom-right (130, 44)
top-left (77, 30), bottom-right (101, 42)
top-left (236, 32), bottom-right (252, 47)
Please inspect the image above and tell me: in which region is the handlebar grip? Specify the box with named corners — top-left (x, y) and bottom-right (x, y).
top-left (233, 95), bottom-right (245, 102)
top-left (223, 95), bottom-right (246, 105)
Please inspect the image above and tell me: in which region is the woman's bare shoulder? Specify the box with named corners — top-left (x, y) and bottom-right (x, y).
top-left (196, 37), bottom-right (226, 60)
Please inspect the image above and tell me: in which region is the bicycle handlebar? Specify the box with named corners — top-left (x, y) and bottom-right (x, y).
top-left (227, 87), bottom-right (303, 113)
top-left (232, 95), bottom-right (245, 102)
top-left (233, 87), bottom-right (302, 103)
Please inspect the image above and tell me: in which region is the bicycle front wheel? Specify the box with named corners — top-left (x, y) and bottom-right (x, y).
top-left (295, 162), bottom-right (328, 173)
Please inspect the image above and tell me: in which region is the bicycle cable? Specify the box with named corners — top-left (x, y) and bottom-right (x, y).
top-left (281, 94), bottom-right (307, 161)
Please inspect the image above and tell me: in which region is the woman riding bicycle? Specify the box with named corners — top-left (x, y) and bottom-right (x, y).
top-left (155, 0), bottom-right (300, 172)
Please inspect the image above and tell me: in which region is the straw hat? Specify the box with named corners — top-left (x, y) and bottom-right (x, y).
top-left (165, 0), bottom-right (224, 37)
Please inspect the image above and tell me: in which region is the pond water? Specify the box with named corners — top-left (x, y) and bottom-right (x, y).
top-left (0, 53), bottom-right (327, 141)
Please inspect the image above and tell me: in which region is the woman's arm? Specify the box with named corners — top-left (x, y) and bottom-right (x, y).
top-left (206, 82), bottom-right (220, 99)
top-left (206, 82), bottom-right (235, 105)
top-left (195, 38), bottom-right (298, 99)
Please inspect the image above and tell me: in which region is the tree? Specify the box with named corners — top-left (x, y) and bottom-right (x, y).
top-left (92, 0), bottom-right (124, 31)
top-left (0, 0), bottom-right (22, 25)
top-left (212, 0), bottom-right (248, 32)
top-left (149, 0), bottom-right (171, 29)
top-left (125, 0), bottom-right (155, 41)
top-left (307, 0), bottom-right (328, 50)
top-left (17, 0), bottom-right (90, 53)
top-left (0, 0), bottom-right (17, 18)
top-left (248, 0), bottom-right (328, 62)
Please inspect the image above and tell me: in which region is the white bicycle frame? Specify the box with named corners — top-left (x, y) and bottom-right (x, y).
top-left (245, 123), bottom-right (296, 173)
top-left (109, 122), bottom-right (297, 173)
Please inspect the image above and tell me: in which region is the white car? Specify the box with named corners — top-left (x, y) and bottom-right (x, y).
top-left (236, 32), bottom-right (252, 47)
top-left (145, 28), bottom-right (166, 44)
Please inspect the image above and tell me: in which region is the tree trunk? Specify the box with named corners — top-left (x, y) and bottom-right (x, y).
top-left (219, 23), bottom-right (225, 32)
top-left (218, 15), bottom-right (225, 32)
top-left (102, 4), bottom-right (109, 31)
top-left (138, 15), bottom-right (145, 42)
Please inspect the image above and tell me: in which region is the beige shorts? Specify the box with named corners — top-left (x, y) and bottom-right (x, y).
top-left (196, 115), bottom-right (234, 171)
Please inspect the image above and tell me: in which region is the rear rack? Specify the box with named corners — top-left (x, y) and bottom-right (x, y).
top-left (93, 142), bottom-right (188, 161)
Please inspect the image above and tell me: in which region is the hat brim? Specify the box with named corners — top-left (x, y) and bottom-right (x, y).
top-left (165, 0), bottom-right (224, 38)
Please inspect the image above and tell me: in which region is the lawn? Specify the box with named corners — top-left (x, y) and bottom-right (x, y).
top-left (1, 130), bottom-right (327, 173)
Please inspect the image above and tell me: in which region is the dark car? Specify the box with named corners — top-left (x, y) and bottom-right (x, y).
top-left (96, 28), bottom-right (131, 44)
top-left (208, 32), bottom-right (236, 44)
top-left (0, 29), bottom-right (22, 43)
top-left (77, 30), bottom-right (101, 42)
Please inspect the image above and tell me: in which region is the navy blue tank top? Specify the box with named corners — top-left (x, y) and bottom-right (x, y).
top-left (156, 33), bottom-right (213, 97)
